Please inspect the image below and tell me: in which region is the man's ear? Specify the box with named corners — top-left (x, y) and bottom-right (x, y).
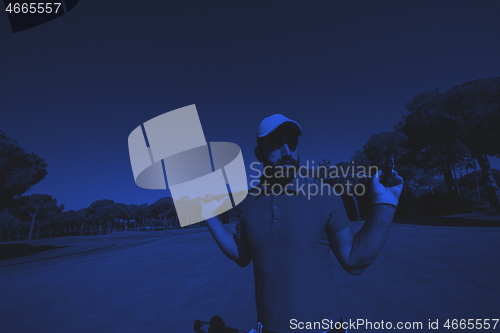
top-left (254, 146), bottom-right (263, 162)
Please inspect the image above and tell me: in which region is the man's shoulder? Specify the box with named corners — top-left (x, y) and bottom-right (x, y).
top-left (304, 177), bottom-right (346, 207)
top-left (236, 185), bottom-right (262, 209)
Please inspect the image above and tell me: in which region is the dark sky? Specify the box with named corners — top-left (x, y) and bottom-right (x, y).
top-left (1, 0), bottom-right (499, 210)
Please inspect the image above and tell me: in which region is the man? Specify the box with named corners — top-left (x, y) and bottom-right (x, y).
top-left (203, 114), bottom-right (403, 333)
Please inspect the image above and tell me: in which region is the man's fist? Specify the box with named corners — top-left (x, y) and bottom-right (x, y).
top-left (372, 170), bottom-right (404, 207)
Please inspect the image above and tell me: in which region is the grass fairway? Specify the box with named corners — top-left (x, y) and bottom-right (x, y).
top-left (0, 221), bottom-right (499, 333)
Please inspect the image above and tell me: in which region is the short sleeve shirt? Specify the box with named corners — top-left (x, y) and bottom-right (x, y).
top-left (237, 176), bottom-right (351, 332)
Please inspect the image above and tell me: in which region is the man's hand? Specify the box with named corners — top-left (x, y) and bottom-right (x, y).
top-left (193, 320), bottom-right (205, 333)
top-left (201, 196), bottom-right (230, 221)
top-left (372, 170), bottom-right (404, 207)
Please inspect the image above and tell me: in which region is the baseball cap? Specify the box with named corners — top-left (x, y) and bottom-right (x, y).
top-left (257, 114), bottom-right (302, 140)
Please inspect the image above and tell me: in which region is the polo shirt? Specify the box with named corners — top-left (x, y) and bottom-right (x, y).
top-left (237, 176), bottom-right (351, 333)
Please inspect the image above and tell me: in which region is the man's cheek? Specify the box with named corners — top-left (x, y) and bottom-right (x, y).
top-left (293, 151), bottom-right (300, 167)
top-left (266, 152), bottom-right (282, 166)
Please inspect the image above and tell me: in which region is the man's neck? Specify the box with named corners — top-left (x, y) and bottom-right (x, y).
top-left (263, 177), bottom-right (294, 187)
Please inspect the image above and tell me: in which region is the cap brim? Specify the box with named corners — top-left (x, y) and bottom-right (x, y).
top-left (258, 120), bottom-right (302, 138)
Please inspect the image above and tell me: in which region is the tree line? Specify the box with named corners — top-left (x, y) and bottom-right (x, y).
top-left (0, 192), bottom-right (241, 242)
top-left (0, 130), bottom-right (240, 242)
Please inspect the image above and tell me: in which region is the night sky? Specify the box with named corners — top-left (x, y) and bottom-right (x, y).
top-left (1, 0), bottom-right (499, 210)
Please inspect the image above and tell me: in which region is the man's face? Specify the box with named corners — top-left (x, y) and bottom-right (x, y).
top-left (257, 125), bottom-right (300, 176)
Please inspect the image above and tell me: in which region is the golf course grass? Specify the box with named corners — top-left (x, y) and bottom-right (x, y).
top-left (0, 219), bottom-right (499, 333)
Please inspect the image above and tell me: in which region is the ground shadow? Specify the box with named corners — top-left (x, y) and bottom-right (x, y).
top-left (0, 244), bottom-right (67, 261)
top-left (193, 316), bottom-right (245, 333)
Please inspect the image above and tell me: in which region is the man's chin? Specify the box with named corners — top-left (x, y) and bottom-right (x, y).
top-left (276, 163), bottom-right (296, 168)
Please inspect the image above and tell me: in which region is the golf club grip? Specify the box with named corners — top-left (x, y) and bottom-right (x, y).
top-left (380, 156), bottom-right (394, 186)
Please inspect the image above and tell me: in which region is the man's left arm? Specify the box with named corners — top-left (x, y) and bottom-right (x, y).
top-left (328, 170), bottom-right (403, 275)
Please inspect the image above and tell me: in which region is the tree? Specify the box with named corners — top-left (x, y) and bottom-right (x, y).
top-left (78, 208), bottom-right (92, 236)
top-left (0, 130), bottom-right (48, 210)
top-left (151, 197), bottom-right (177, 229)
top-left (0, 210), bottom-right (20, 241)
top-left (403, 89), bottom-right (473, 199)
top-left (440, 77), bottom-right (500, 212)
top-left (403, 78), bottom-right (500, 212)
top-left (14, 194), bottom-right (64, 241)
top-left (114, 203), bottom-right (129, 231)
top-left (137, 203), bottom-right (151, 229)
top-left (124, 204), bottom-right (140, 230)
top-left (316, 159), bottom-right (331, 179)
top-left (61, 210), bottom-right (82, 235)
top-left (87, 199), bottom-right (114, 235)
top-left (362, 130), bottom-right (407, 167)
top-left (106, 204), bottom-right (124, 233)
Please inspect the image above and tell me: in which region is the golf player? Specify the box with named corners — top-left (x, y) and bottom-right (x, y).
top-left (203, 114), bottom-right (403, 333)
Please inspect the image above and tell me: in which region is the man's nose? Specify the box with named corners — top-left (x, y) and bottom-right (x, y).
top-left (281, 143), bottom-right (291, 156)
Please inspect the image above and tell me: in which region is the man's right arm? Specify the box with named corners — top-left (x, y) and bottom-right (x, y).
top-left (206, 216), bottom-right (252, 267)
